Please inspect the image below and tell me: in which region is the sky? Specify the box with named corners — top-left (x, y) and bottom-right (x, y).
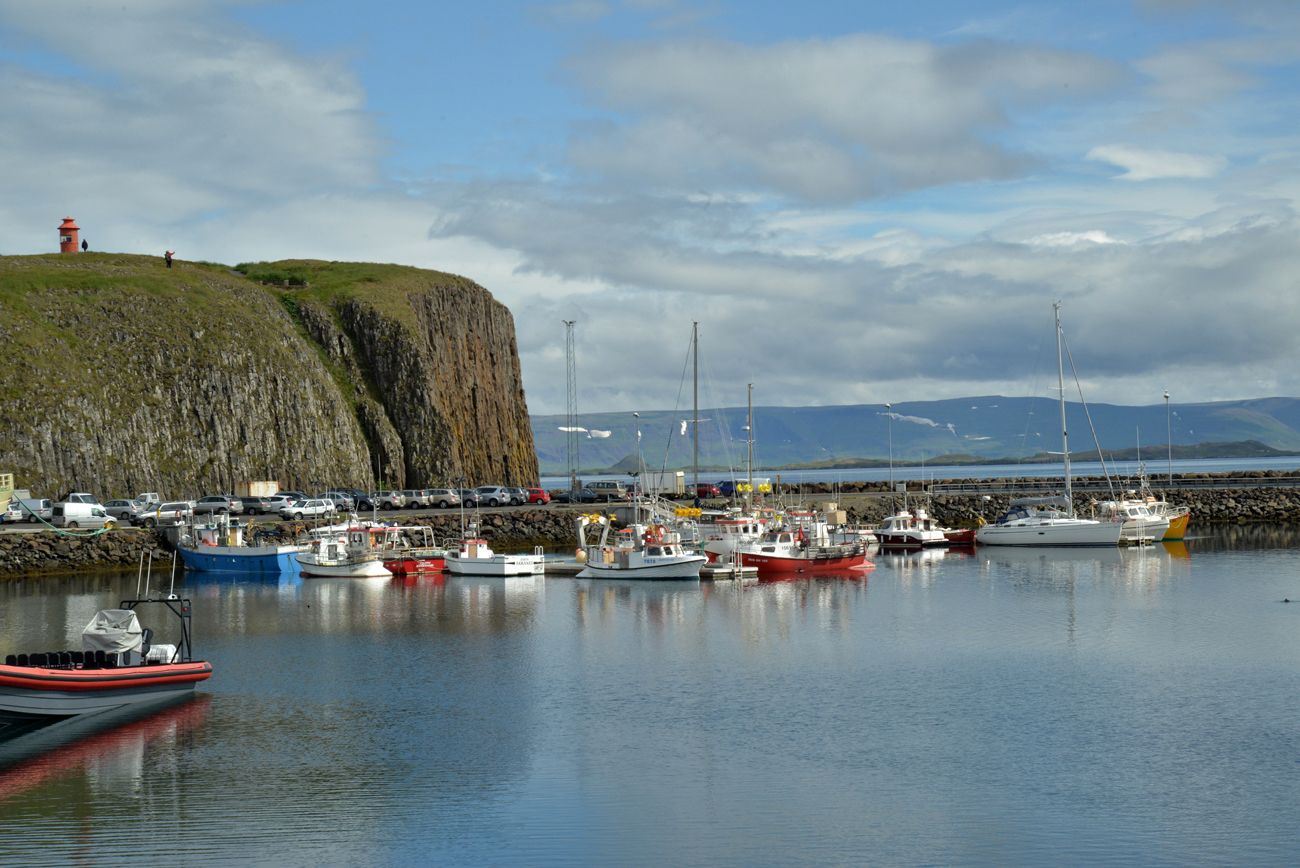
top-left (3, 0), bottom-right (1300, 416)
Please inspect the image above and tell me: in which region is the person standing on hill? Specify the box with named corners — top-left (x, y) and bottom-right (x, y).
top-left (165, 251), bottom-right (173, 267)
top-left (81, 239), bottom-right (87, 252)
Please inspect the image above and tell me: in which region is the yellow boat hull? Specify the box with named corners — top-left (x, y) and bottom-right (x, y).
top-left (1162, 512), bottom-right (1189, 541)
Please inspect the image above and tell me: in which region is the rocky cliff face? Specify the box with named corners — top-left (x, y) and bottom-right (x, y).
top-left (0, 254), bottom-right (537, 500)
top-left (280, 260), bottom-right (537, 488)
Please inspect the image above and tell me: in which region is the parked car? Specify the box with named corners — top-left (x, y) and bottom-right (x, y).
top-left (425, 489), bottom-right (461, 509)
top-left (2, 501), bottom-right (22, 522)
top-left (586, 481), bottom-right (629, 502)
top-left (718, 480), bottom-right (745, 497)
top-left (454, 489), bottom-right (479, 508)
top-left (104, 499), bottom-right (146, 522)
top-left (474, 486), bottom-right (515, 507)
top-left (193, 495), bottom-right (244, 515)
top-left (266, 494), bottom-right (300, 513)
top-left (137, 501), bottom-right (192, 528)
top-left (240, 496), bottom-right (276, 515)
top-left (552, 488), bottom-right (598, 504)
top-left (135, 493), bottom-right (162, 510)
top-left (504, 487), bottom-right (528, 506)
top-left (401, 489), bottom-right (430, 509)
top-left (60, 492), bottom-right (101, 506)
top-left (526, 488), bottom-right (550, 505)
top-left (276, 491), bottom-right (308, 503)
top-left (328, 488), bottom-right (372, 510)
top-left (51, 503), bottom-right (115, 530)
top-left (691, 482), bottom-right (721, 498)
top-left (324, 491), bottom-right (355, 512)
top-left (371, 490), bottom-right (407, 510)
top-left (10, 497), bottom-right (52, 522)
top-left (280, 499), bottom-right (336, 521)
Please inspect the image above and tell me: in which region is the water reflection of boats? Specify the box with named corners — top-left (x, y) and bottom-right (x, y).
top-left (0, 693), bottom-right (210, 777)
top-left (979, 546), bottom-right (1125, 568)
top-left (756, 564), bottom-right (874, 583)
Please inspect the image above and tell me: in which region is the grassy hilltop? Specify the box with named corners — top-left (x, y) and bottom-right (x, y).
top-left (0, 253), bottom-right (536, 499)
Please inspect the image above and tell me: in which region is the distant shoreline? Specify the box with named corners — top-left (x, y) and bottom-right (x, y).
top-left (547, 439), bottom-right (1300, 476)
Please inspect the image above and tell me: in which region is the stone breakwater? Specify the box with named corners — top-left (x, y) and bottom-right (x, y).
top-left (838, 486), bottom-right (1300, 528)
top-left (0, 529), bottom-right (173, 575)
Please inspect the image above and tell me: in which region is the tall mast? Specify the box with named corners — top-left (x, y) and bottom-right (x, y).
top-left (746, 383), bottom-right (754, 511)
top-left (693, 322), bottom-right (699, 496)
top-left (564, 320), bottom-right (579, 499)
top-left (1055, 301), bottom-right (1072, 517)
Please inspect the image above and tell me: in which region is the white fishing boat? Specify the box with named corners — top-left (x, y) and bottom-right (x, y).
top-left (575, 515), bottom-right (705, 580)
top-left (1094, 498), bottom-right (1169, 543)
top-left (875, 508), bottom-right (951, 548)
top-left (444, 532), bottom-right (545, 577)
top-left (976, 302), bottom-right (1123, 549)
top-left (295, 523), bottom-right (399, 578)
top-left (700, 511), bottom-right (772, 563)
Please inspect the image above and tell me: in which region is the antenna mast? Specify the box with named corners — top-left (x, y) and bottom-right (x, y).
top-left (564, 320), bottom-right (579, 498)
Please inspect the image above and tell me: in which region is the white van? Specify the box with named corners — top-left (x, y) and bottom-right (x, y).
top-left (51, 502), bottom-right (115, 529)
top-left (16, 497), bottom-right (52, 521)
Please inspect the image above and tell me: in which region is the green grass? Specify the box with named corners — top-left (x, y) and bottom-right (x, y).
top-left (233, 258), bottom-right (491, 333)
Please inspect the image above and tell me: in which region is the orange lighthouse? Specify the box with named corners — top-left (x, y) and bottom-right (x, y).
top-left (58, 218), bottom-right (80, 253)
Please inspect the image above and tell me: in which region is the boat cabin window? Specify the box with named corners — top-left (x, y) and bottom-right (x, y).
top-left (779, 533), bottom-right (792, 543)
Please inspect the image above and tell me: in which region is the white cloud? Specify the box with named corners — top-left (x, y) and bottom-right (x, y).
top-left (1026, 230), bottom-right (1123, 246)
top-left (564, 34), bottom-right (1124, 202)
top-left (0, 1), bottom-right (378, 254)
top-left (1087, 145), bottom-right (1228, 181)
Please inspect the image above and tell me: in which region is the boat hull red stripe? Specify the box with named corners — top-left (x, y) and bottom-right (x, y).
top-left (739, 553), bottom-right (867, 573)
top-left (0, 662), bottom-right (212, 692)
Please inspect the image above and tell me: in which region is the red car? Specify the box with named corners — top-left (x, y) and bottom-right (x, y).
top-left (691, 482), bottom-right (721, 498)
top-left (527, 488), bottom-right (551, 504)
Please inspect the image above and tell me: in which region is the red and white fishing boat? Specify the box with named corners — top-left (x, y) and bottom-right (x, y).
top-left (0, 598), bottom-right (211, 732)
top-left (735, 513), bottom-right (870, 574)
top-left (382, 526), bottom-right (447, 575)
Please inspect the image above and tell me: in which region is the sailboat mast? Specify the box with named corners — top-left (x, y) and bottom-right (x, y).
top-left (1055, 301), bottom-right (1072, 517)
top-left (746, 383), bottom-right (754, 511)
top-left (693, 322), bottom-right (699, 497)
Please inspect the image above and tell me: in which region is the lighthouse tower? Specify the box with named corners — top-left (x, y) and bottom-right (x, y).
top-left (58, 218), bottom-right (80, 253)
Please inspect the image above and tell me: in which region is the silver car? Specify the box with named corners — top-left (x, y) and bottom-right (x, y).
top-left (193, 495), bottom-right (244, 515)
top-left (401, 489), bottom-right (430, 509)
top-left (138, 501), bottom-right (193, 528)
top-left (426, 489), bottom-right (461, 509)
top-left (280, 499), bottom-right (336, 520)
top-left (371, 490), bottom-right (407, 510)
top-left (104, 499), bottom-right (146, 521)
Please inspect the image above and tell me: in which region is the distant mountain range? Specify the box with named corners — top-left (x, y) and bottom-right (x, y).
top-left (531, 396), bottom-right (1300, 474)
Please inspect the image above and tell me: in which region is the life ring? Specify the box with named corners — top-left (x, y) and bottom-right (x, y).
top-left (976, 516), bottom-right (986, 526)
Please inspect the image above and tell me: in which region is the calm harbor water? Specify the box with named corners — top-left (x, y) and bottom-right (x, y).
top-left (1, 526), bottom-right (1299, 866)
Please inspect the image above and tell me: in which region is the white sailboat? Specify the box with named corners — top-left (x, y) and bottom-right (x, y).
top-left (976, 302), bottom-right (1123, 549)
